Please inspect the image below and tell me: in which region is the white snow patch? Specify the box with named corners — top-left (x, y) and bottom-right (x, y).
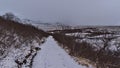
top-left (33, 36), bottom-right (88, 68)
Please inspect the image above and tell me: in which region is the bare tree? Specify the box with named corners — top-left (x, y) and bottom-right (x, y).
top-left (2, 12), bottom-right (21, 22)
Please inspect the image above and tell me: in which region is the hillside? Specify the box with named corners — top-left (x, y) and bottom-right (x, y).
top-left (0, 16), bottom-right (48, 68)
top-left (52, 27), bottom-right (120, 68)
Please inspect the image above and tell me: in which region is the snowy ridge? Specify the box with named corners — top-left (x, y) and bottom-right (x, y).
top-left (33, 36), bottom-right (90, 68)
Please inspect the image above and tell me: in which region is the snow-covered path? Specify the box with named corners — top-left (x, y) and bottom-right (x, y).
top-left (33, 36), bottom-right (87, 68)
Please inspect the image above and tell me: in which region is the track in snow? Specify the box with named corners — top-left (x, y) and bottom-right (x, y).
top-left (33, 36), bottom-right (87, 68)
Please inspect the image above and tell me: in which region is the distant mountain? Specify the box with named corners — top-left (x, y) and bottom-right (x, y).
top-left (21, 19), bottom-right (72, 31)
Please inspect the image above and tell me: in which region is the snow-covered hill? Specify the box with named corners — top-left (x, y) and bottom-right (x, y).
top-left (0, 17), bottom-right (48, 68)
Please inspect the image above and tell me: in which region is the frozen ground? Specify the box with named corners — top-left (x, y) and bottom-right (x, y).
top-left (33, 36), bottom-right (88, 68)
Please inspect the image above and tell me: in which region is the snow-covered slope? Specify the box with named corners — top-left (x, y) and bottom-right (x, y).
top-left (33, 36), bottom-right (87, 68)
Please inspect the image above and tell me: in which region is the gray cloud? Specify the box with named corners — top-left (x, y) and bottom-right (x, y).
top-left (0, 0), bottom-right (120, 25)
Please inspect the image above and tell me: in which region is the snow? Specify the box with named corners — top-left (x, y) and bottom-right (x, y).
top-left (33, 36), bottom-right (87, 68)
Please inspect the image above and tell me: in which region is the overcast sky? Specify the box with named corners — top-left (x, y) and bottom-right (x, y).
top-left (0, 0), bottom-right (120, 25)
